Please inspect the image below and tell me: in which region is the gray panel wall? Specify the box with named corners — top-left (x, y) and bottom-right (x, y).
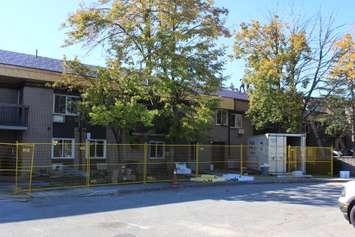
top-left (0, 88), bottom-right (18, 104)
top-left (208, 114), bottom-right (253, 145)
top-left (22, 86), bottom-right (53, 167)
top-left (22, 86), bottom-right (53, 142)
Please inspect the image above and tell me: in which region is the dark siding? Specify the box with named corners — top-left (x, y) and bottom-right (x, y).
top-left (0, 130), bottom-right (18, 142)
top-left (53, 116), bottom-right (78, 138)
top-left (53, 89), bottom-right (80, 97)
top-left (22, 86), bottom-right (53, 143)
top-left (0, 88), bottom-right (18, 104)
top-left (86, 125), bottom-right (106, 139)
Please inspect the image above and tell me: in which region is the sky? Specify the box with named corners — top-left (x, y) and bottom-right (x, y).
top-left (0, 0), bottom-right (354, 88)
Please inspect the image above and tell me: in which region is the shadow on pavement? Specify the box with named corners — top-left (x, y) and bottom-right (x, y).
top-left (0, 182), bottom-right (342, 224)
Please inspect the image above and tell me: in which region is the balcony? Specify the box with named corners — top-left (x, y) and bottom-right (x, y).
top-left (0, 104), bottom-right (29, 130)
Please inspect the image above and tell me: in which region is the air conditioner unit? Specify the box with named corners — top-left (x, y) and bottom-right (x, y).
top-left (53, 114), bottom-right (65, 123)
top-left (52, 163), bottom-right (64, 171)
top-left (238, 128), bottom-right (245, 135)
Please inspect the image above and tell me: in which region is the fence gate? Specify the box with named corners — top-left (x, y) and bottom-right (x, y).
top-left (15, 144), bottom-right (35, 192)
top-left (287, 146), bottom-right (332, 176)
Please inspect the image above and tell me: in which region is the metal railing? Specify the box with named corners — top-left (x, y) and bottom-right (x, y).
top-left (0, 143), bottom-right (333, 193)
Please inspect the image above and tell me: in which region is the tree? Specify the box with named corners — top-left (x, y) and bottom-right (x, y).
top-left (234, 15), bottom-right (342, 136)
top-left (234, 16), bottom-right (309, 133)
top-left (61, 0), bottom-right (229, 143)
top-left (58, 60), bottom-right (158, 143)
top-left (330, 34), bottom-right (354, 155)
top-left (318, 96), bottom-right (351, 149)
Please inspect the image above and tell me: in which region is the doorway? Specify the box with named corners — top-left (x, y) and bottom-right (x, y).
top-left (286, 136), bottom-right (302, 172)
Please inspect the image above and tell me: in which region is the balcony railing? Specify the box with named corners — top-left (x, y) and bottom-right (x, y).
top-left (0, 103), bottom-right (29, 129)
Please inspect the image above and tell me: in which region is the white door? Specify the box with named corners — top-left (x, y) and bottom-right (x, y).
top-left (268, 136), bottom-right (277, 173)
top-left (276, 136), bottom-right (286, 173)
top-left (268, 136), bottom-right (286, 173)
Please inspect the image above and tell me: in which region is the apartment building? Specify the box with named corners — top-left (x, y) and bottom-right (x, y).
top-left (0, 49), bottom-right (252, 178)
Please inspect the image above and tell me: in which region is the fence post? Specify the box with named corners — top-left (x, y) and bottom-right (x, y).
top-left (240, 144), bottom-right (243, 175)
top-left (287, 145), bottom-right (291, 172)
top-left (28, 144), bottom-right (35, 193)
top-left (15, 141), bottom-right (19, 193)
top-left (85, 141), bottom-right (90, 186)
top-left (143, 143), bottom-right (148, 183)
top-left (330, 146), bottom-right (334, 177)
top-left (195, 143), bottom-right (199, 176)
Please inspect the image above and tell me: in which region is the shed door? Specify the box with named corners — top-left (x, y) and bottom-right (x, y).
top-left (276, 137), bottom-right (286, 173)
top-left (269, 136), bottom-right (286, 173)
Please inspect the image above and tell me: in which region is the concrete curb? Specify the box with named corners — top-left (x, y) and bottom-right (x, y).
top-left (26, 177), bottom-right (354, 200)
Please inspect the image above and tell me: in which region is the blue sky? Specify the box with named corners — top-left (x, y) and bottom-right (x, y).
top-left (0, 0), bottom-right (354, 87)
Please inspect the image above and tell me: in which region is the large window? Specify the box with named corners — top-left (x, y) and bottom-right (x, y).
top-left (216, 110), bottom-right (228, 126)
top-left (52, 138), bottom-right (75, 159)
top-left (54, 94), bottom-right (79, 115)
top-left (230, 113), bottom-right (243, 128)
top-left (149, 141), bottom-right (165, 159)
top-left (89, 139), bottom-right (106, 159)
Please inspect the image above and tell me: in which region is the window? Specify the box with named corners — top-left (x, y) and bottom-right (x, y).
top-left (230, 113), bottom-right (243, 128)
top-left (149, 141), bottom-right (165, 159)
top-left (88, 139), bottom-right (107, 159)
top-left (216, 110), bottom-right (228, 126)
top-left (54, 94), bottom-right (79, 115)
top-left (66, 96), bottom-right (79, 115)
top-left (52, 138), bottom-right (75, 159)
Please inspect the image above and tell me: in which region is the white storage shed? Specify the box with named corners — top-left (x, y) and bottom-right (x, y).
top-left (247, 133), bottom-right (306, 174)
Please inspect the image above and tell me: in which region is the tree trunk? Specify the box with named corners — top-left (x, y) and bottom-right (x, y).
top-left (110, 127), bottom-right (121, 144)
top-left (110, 127), bottom-right (121, 162)
top-left (310, 121), bottom-right (324, 147)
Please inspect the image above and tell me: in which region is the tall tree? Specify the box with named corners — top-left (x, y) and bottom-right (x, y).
top-left (61, 0), bottom-right (229, 142)
top-left (234, 15), bottom-right (342, 136)
top-left (234, 16), bottom-right (309, 133)
top-left (330, 33), bottom-right (354, 155)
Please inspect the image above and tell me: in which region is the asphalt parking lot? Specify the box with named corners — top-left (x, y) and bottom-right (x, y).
top-left (0, 182), bottom-right (354, 237)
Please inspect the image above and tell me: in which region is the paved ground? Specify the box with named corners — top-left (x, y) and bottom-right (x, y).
top-left (0, 182), bottom-right (354, 237)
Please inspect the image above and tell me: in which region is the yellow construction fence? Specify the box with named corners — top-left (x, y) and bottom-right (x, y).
top-left (0, 143), bottom-right (333, 193)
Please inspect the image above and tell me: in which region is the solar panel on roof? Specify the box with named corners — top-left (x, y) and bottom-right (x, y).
top-left (0, 49), bottom-right (63, 73)
top-left (0, 49), bottom-right (248, 100)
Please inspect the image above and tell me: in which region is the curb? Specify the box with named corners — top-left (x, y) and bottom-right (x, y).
top-left (26, 177), bottom-right (353, 199)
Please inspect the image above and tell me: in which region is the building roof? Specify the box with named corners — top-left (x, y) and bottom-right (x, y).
top-left (217, 88), bottom-right (248, 101)
top-left (0, 49), bottom-right (64, 73)
top-left (0, 49), bottom-right (248, 100)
